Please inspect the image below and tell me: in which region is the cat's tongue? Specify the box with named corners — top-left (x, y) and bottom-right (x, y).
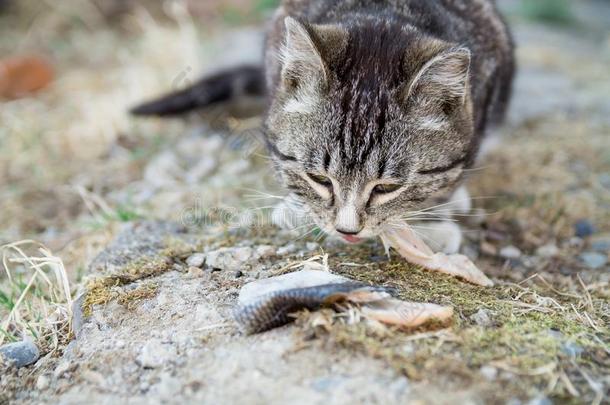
top-left (342, 235), bottom-right (363, 244)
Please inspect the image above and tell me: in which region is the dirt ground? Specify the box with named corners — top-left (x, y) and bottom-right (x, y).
top-left (0, 1), bottom-right (609, 404)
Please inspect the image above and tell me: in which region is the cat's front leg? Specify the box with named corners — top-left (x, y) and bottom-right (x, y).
top-left (409, 221), bottom-right (463, 254)
top-left (408, 186), bottom-right (471, 254)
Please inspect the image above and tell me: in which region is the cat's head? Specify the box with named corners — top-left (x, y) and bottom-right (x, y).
top-left (265, 17), bottom-right (475, 241)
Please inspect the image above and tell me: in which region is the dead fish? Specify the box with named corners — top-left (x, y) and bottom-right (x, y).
top-left (234, 282), bottom-right (390, 334)
top-left (234, 270), bottom-right (453, 334)
top-left (381, 225), bottom-right (494, 287)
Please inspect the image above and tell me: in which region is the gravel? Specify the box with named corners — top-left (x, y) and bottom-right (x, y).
top-left (574, 219), bottom-right (596, 238)
top-left (579, 252), bottom-right (608, 269)
top-left (186, 253), bottom-right (206, 268)
top-left (499, 246), bottom-right (522, 260)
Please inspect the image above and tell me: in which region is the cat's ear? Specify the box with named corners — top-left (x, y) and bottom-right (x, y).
top-left (403, 47), bottom-right (471, 108)
top-left (280, 17), bottom-right (346, 93)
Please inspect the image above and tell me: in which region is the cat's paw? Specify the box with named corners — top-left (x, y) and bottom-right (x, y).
top-left (411, 221), bottom-right (463, 254)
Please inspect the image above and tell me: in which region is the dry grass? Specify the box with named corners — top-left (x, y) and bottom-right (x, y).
top-left (0, 241), bottom-right (73, 353)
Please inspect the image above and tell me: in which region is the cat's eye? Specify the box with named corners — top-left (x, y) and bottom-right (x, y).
top-left (307, 173), bottom-right (333, 188)
top-left (373, 183), bottom-right (402, 194)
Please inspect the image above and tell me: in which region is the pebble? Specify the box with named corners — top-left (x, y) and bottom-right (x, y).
top-left (186, 253), bottom-right (205, 268)
top-left (53, 361), bottom-right (75, 378)
top-left (187, 266), bottom-right (205, 278)
top-left (535, 244), bottom-right (559, 258)
top-left (574, 219), bottom-right (596, 238)
top-left (306, 242), bottom-right (319, 251)
top-left (479, 365), bottom-right (498, 381)
top-left (526, 396), bottom-right (552, 405)
top-left (0, 340), bottom-right (40, 368)
top-left (277, 243), bottom-right (297, 256)
top-left (255, 245), bottom-right (276, 259)
top-left (579, 252), bottom-right (607, 269)
top-left (480, 242), bottom-right (498, 256)
top-left (500, 245), bottom-right (522, 260)
top-left (205, 247), bottom-right (255, 271)
top-left (470, 309), bottom-right (493, 327)
top-left (137, 340), bottom-right (177, 369)
top-left (590, 234), bottom-right (610, 253)
top-left (36, 374), bottom-right (50, 390)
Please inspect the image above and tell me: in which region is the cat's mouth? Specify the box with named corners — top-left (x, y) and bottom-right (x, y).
top-left (341, 234), bottom-right (364, 244)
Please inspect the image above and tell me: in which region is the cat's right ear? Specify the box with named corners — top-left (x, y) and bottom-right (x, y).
top-left (280, 17), bottom-right (327, 93)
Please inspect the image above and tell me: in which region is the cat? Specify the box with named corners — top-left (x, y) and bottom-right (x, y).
top-left (131, 0), bottom-right (515, 253)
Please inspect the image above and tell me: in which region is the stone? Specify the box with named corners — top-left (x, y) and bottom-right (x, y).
top-left (186, 253), bottom-right (205, 268)
top-left (480, 242), bottom-right (498, 256)
top-left (526, 396), bottom-right (553, 405)
top-left (205, 247), bottom-right (255, 271)
top-left (306, 242), bottom-right (320, 251)
top-left (574, 219), bottom-right (596, 238)
top-left (500, 246), bottom-right (522, 260)
top-left (137, 340), bottom-right (178, 369)
top-left (535, 244), bottom-right (559, 258)
top-left (187, 266), bottom-right (205, 278)
top-left (479, 365), bottom-right (498, 381)
top-left (53, 361), bottom-right (75, 378)
top-left (0, 340), bottom-right (40, 368)
top-left (277, 243), bottom-right (297, 256)
top-left (255, 245), bottom-right (276, 259)
top-left (470, 309), bottom-right (493, 327)
top-left (590, 234), bottom-right (610, 253)
top-left (36, 375), bottom-right (50, 390)
top-left (579, 252), bottom-right (607, 269)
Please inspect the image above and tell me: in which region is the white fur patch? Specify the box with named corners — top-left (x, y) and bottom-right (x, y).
top-left (283, 93), bottom-right (317, 114)
top-left (417, 115), bottom-right (449, 131)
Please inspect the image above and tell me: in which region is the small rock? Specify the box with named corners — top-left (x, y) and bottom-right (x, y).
top-left (526, 396), bottom-right (552, 405)
top-left (186, 253), bottom-right (205, 268)
top-left (206, 247), bottom-right (255, 271)
top-left (277, 243), bottom-right (297, 256)
top-left (137, 340), bottom-right (177, 369)
top-left (479, 365), bottom-right (498, 381)
top-left (255, 245), bottom-right (276, 259)
top-left (535, 244), bottom-right (559, 258)
top-left (0, 340), bottom-right (40, 368)
top-left (574, 219), bottom-right (596, 238)
top-left (470, 309), bottom-right (493, 327)
top-left (36, 375), bottom-right (50, 390)
top-left (306, 242), bottom-right (319, 251)
top-left (187, 266), bottom-right (205, 278)
top-left (480, 242), bottom-right (498, 256)
top-left (500, 245), bottom-right (522, 260)
top-left (579, 252), bottom-right (607, 269)
top-left (234, 270), bottom-right (244, 278)
top-left (53, 361), bottom-right (75, 378)
top-left (590, 234), bottom-right (610, 253)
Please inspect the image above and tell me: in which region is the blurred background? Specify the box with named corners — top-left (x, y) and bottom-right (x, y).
top-left (0, 0), bottom-right (609, 296)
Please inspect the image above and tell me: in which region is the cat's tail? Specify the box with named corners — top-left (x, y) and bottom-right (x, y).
top-left (130, 65), bottom-right (265, 117)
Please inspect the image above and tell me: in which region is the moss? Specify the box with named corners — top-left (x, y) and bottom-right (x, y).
top-left (293, 245), bottom-right (610, 402)
top-left (117, 282), bottom-right (159, 310)
top-left (82, 237), bottom-right (197, 316)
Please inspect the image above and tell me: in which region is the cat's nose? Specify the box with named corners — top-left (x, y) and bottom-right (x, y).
top-left (335, 204), bottom-right (362, 235)
top-left (336, 227), bottom-right (362, 236)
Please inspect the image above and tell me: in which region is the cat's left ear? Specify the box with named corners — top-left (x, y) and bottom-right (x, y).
top-left (403, 47), bottom-right (471, 107)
